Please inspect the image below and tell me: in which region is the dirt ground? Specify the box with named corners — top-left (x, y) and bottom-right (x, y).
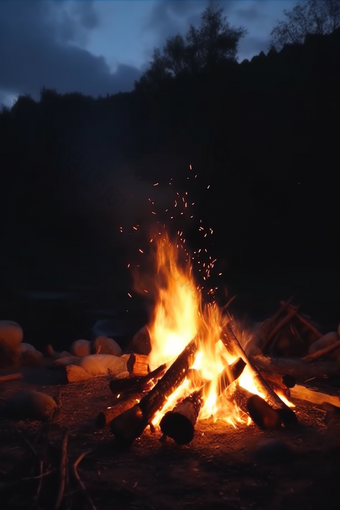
top-left (1, 367), bottom-right (340, 510)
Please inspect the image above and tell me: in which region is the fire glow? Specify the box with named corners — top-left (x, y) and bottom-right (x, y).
top-left (139, 231), bottom-right (294, 430)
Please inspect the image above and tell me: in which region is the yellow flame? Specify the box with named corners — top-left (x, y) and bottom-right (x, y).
top-left (136, 230), bottom-right (293, 427)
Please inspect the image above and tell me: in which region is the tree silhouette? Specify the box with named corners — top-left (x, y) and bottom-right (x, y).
top-left (270, 0), bottom-right (340, 51)
top-left (135, 1), bottom-right (247, 90)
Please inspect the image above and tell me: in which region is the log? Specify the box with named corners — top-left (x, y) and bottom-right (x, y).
top-left (111, 338), bottom-right (197, 446)
top-left (231, 385), bottom-right (282, 430)
top-left (252, 354), bottom-right (340, 382)
top-left (98, 364), bottom-right (167, 427)
top-left (254, 296), bottom-right (295, 352)
top-left (109, 363), bottom-right (166, 401)
top-left (265, 307), bottom-right (298, 347)
top-left (160, 358), bottom-right (246, 445)
top-left (279, 301), bottom-right (323, 339)
top-left (126, 353), bottom-right (149, 377)
top-left (97, 393), bottom-right (145, 428)
top-left (0, 373), bottom-right (23, 383)
top-left (289, 382), bottom-right (340, 409)
top-left (223, 321), bottom-right (297, 427)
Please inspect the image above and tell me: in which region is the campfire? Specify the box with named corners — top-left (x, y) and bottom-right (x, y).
top-left (100, 230), bottom-right (299, 446)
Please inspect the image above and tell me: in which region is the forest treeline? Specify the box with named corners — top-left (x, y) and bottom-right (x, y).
top-left (1, 2), bottom-right (340, 285)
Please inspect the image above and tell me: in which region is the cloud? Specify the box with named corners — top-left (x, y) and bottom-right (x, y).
top-left (0, 1), bottom-right (141, 102)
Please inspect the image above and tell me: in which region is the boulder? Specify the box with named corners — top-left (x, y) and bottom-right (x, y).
top-left (0, 321), bottom-right (23, 349)
top-left (1, 390), bottom-right (58, 421)
top-left (128, 326), bottom-right (151, 355)
top-left (91, 336), bottom-right (122, 356)
top-left (19, 343), bottom-right (43, 366)
top-left (71, 339), bottom-right (91, 357)
top-left (79, 354), bottom-right (127, 376)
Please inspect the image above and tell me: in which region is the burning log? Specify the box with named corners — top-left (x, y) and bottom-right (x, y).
top-left (97, 364), bottom-right (167, 427)
top-left (126, 353), bottom-right (149, 377)
top-left (223, 322), bottom-right (297, 427)
top-left (159, 357), bottom-right (246, 445)
top-left (110, 338), bottom-right (197, 446)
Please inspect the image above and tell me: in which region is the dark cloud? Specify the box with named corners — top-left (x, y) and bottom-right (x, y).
top-left (0, 1), bottom-right (141, 103)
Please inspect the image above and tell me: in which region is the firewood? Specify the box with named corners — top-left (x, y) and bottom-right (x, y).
top-left (252, 353), bottom-right (340, 382)
top-left (279, 301), bottom-right (323, 339)
top-left (254, 296), bottom-right (295, 351)
top-left (126, 353), bottom-right (149, 377)
top-left (223, 321), bottom-right (297, 427)
top-left (263, 307), bottom-right (298, 352)
top-left (159, 357), bottom-right (246, 444)
top-left (72, 451), bottom-right (97, 510)
top-left (289, 382), bottom-right (340, 409)
top-left (54, 429), bottom-right (69, 510)
top-left (110, 338), bottom-right (197, 446)
top-left (302, 339), bottom-right (340, 362)
top-left (0, 373), bottom-right (23, 383)
top-left (98, 364), bottom-right (167, 427)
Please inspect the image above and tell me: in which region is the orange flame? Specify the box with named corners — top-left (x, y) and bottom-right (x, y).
top-left (136, 230), bottom-right (293, 427)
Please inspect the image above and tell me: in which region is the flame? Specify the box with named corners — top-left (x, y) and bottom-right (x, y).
top-left (136, 230), bottom-right (293, 428)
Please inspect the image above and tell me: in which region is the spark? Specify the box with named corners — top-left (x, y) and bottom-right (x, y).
top-left (139, 248), bottom-right (144, 253)
top-left (127, 293), bottom-right (132, 298)
top-left (153, 182), bottom-right (159, 187)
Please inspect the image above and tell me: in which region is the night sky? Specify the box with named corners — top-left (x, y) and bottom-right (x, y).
top-left (0, 1), bottom-right (295, 107)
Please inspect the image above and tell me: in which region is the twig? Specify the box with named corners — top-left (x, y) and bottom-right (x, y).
top-left (72, 451), bottom-right (97, 510)
top-left (54, 429), bottom-right (69, 510)
top-left (0, 373), bottom-right (23, 383)
top-left (279, 300), bottom-right (323, 339)
top-left (302, 339), bottom-right (340, 362)
top-left (14, 426), bottom-right (38, 458)
top-left (22, 469), bottom-right (57, 481)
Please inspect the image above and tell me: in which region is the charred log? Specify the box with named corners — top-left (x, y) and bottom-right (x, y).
top-left (110, 338), bottom-right (197, 446)
top-left (223, 322), bottom-right (297, 427)
top-left (160, 358), bottom-right (246, 445)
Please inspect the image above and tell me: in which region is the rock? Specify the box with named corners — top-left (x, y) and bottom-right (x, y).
top-left (254, 439), bottom-right (293, 465)
top-left (308, 332), bottom-right (339, 356)
top-left (1, 390), bottom-right (58, 421)
top-left (19, 343), bottom-right (43, 366)
top-left (79, 354), bottom-right (127, 376)
top-left (53, 356), bottom-right (79, 368)
top-left (91, 336), bottom-right (122, 356)
top-left (127, 326), bottom-right (151, 355)
top-left (0, 321), bottom-right (23, 348)
top-left (71, 339), bottom-right (91, 357)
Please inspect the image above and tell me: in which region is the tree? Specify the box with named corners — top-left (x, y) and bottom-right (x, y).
top-left (135, 1), bottom-right (247, 89)
top-left (270, 0), bottom-right (340, 51)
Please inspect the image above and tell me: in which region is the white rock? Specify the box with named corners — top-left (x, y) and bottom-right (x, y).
top-left (79, 354), bottom-right (127, 376)
top-left (53, 356), bottom-right (79, 368)
top-left (71, 339), bottom-right (91, 357)
top-left (0, 321), bottom-right (23, 349)
top-left (19, 343), bottom-right (43, 366)
top-left (91, 336), bottom-right (122, 356)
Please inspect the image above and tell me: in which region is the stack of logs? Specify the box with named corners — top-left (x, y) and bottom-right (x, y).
top-left (95, 300), bottom-right (340, 447)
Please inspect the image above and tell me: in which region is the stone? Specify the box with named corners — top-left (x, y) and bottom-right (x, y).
top-left (19, 343), bottom-right (43, 366)
top-left (91, 336), bottom-right (122, 356)
top-left (127, 325), bottom-right (151, 355)
top-left (1, 390), bottom-right (58, 421)
top-left (70, 339), bottom-right (91, 357)
top-left (0, 320), bottom-right (23, 348)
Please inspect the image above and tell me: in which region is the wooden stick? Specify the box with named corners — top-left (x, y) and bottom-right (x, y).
top-left (265, 307), bottom-right (298, 347)
top-left (54, 429), bottom-right (69, 510)
top-left (160, 357), bottom-right (246, 444)
top-left (0, 373), bottom-right (23, 383)
top-left (99, 364), bottom-right (167, 427)
top-left (72, 451), bottom-right (97, 510)
top-left (223, 321), bottom-right (297, 427)
top-left (111, 338), bottom-right (197, 446)
top-left (14, 426), bottom-right (38, 458)
top-left (290, 383), bottom-right (340, 409)
top-left (279, 301), bottom-right (323, 339)
top-left (302, 339), bottom-right (340, 362)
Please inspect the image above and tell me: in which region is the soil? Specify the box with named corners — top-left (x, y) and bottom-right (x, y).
top-left (0, 367), bottom-right (340, 510)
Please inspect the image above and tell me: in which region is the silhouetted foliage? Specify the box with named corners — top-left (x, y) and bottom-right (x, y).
top-left (271, 0), bottom-right (340, 50)
top-left (135, 2), bottom-right (247, 91)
